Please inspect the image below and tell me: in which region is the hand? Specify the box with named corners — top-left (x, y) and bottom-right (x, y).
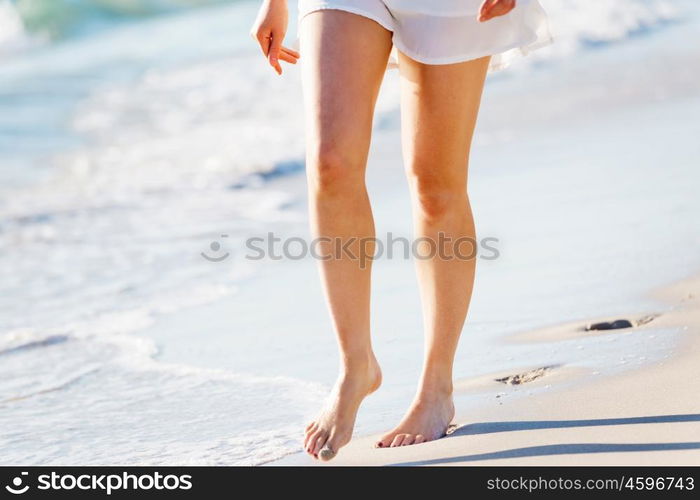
top-left (250, 0), bottom-right (300, 75)
top-left (478, 0), bottom-right (516, 22)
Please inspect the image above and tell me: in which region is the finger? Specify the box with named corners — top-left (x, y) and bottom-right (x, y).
top-left (279, 54), bottom-right (298, 65)
top-left (279, 51), bottom-right (298, 64)
top-left (281, 46), bottom-right (300, 58)
top-left (254, 30), bottom-right (273, 56)
top-left (268, 32), bottom-right (283, 75)
top-left (279, 51), bottom-right (299, 63)
top-left (478, 0), bottom-right (498, 20)
top-left (490, 0), bottom-right (516, 18)
top-left (480, 0), bottom-right (515, 22)
top-left (280, 47), bottom-right (299, 61)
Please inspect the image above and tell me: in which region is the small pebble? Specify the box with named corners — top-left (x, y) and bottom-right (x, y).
top-left (586, 319), bottom-right (633, 331)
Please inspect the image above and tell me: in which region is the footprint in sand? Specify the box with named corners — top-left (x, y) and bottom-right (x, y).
top-left (494, 364), bottom-right (560, 386)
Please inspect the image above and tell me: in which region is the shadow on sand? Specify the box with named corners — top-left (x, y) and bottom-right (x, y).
top-left (390, 414), bottom-right (700, 466)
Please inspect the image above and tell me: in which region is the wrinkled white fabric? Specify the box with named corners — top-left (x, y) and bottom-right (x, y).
top-left (297, 0), bottom-right (552, 71)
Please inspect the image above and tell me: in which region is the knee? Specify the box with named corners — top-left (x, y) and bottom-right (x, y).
top-left (307, 145), bottom-right (361, 194)
top-left (410, 174), bottom-right (466, 221)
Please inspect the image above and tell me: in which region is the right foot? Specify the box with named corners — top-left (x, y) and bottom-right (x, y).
top-left (303, 354), bottom-right (381, 461)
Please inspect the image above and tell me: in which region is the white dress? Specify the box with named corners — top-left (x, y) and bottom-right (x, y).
top-left (297, 0), bottom-right (552, 71)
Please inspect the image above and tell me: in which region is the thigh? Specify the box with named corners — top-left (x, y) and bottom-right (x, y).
top-left (300, 10), bottom-right (393, 168)
top-left (397, 52), bottom-right (490, 187)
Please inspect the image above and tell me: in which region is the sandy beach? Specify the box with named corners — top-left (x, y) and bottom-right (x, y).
top-left (278, 273), bottom-right (700, 465)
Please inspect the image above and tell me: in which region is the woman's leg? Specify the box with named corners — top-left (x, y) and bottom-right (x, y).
top-left (300, 11), bottom-right (392, 460)
top-left (376, 53), bottom-right (490, 448)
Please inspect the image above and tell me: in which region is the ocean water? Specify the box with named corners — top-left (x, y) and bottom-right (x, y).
top-left (0, 0), bottom-right (696, 465)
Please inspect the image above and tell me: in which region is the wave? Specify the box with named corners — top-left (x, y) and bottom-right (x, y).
top-left (7, 0), bottom-right (233, 40)
top-left (0, 0), bottom-right (34, 55)
top-left (539, 0), bottom-right (677, 57)
top-left (0, 327), bottom-right (327, 465)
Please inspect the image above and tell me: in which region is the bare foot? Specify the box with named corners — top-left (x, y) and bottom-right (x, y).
top-left (304, 354), bottom-right (381, 461)
top-left (375, 389), bottom-right (455, 448)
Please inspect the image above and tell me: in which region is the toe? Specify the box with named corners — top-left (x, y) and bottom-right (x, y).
top-left (401, 435), bottom-right (415, 446)
top-left (414, 434), bottom-right (426, 444)
top-left (376, 432), bottom-right (396, 448)
top-left (319, 444), bottom-right (336, 461)
top-left (305, 421), bottom-right (316, 432)
top-left (303, 424), bottom-right (318, 449)
top-left (320, 430), bottom-right (347, 460)
top-left (306, 430), bottom-right (323, 456)
top-left (390, 434), bottom-right (406, 447)
top-left (311, 430), bottom-right (329, 457)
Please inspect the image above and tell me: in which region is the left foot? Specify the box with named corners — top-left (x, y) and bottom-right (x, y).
top-left (375, 389), bottom-right (455, 448)
top-left (303, 354), bottom-right (382, 460)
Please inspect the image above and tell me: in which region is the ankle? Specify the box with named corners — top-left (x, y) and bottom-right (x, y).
top-left (339, 349), bottom-right (376, 374)
top-left (416, 374), bottom-right (453, 399)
